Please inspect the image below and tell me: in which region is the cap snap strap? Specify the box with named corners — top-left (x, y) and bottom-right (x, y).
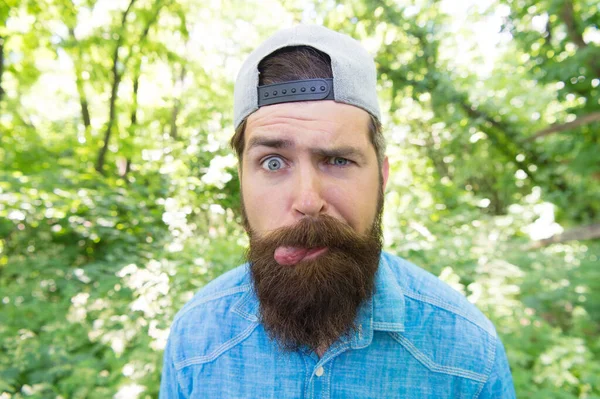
top-left (257, 78), bottom-right (334, 107)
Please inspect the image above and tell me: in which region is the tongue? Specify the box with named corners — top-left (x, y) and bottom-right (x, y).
top-left (274, 246), bottom-right (309, 266)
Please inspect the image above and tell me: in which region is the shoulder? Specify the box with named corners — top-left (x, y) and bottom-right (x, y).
top-left (173, 264), bottom-right (252, 324)
top-left (381, 251), bottom-right (500, 381)
top-left (382, 251), bottom-right (496, 337)
top-left (167, 264), bottom-right (259, 369)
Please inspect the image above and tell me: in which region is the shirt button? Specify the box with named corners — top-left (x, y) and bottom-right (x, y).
top-left (315, 366), bottom-right (324, 377)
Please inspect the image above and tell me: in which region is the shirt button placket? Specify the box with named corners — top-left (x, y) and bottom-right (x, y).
top-left (311, 365), bottom-right (327, 399)
top-left (315, 366), bottom-right (324, 377)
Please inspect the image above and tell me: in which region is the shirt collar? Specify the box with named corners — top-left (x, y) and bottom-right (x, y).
top-left (350, 254), bottom-right (405, 349)
top-left (232, 252), bottom-right (406, 349)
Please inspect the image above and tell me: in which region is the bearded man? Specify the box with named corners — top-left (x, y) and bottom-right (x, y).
top-left (160, 25), bottom-right (516, 398)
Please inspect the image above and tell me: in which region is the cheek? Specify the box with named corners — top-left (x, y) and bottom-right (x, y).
top-left (241, 178), bottom-right (288, 231)
top-left (324, 179), bottom-right (380, 232)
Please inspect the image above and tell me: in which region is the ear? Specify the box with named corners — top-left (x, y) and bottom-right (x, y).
top-left (381, 156), bottom-right (390, 192)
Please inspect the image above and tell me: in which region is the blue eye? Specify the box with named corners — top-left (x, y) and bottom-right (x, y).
top-left (329, 157), bottom-right (350, 166)
top-left (262, 156), bottom-right (284, 171)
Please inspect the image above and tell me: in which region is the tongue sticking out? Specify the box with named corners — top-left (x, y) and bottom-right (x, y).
top-left (274, 246), bottom-right (327, 266)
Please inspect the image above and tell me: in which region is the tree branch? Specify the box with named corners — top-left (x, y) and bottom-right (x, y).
top-left (96, 0), bottom-right (165, 174)
top-left (453, 96), bottom-right (539, 184)
top-left (131, 71), bottom-right (140, 126)
top-left (561, 0), bottom-right (587, 49)
top-left (380, 63), bottom-right (579, 196)
top-left (170, 65), bottom-right (185, 139)
top-left (68, 28), bottom-right (91, 129)
top-left (96, 0), bottom-right (137, 174)
top-left (121, 66), bottom-right (141, 178)
top-left (525, 112), bottom-right (600, 141)
top-left (544, 18), bottom-right (552, 47)
top-left (560, 0), bottom-right (600, 78)
top-left (529, 223), bottom-right (600, 249)
top-left (122, 0), bottom-right (164, 68)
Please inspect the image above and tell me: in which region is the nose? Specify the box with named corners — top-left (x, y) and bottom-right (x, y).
top-left (291, 166), bottom-right (326, 218)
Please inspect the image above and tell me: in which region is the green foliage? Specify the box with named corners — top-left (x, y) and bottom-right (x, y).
top-left (1, 0), bottom-right (599, 398)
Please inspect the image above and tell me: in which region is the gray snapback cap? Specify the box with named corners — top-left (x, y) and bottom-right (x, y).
top-left (233, 25), bottom-right (380, 130)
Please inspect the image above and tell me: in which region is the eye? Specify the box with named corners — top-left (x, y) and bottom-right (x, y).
top-left (261, 156), bottom-right (285, 171)
top-left (328, 157), bottom-right (351, 166)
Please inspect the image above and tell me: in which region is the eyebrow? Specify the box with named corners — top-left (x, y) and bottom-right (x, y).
top-left (247, 137), bottom-right (294, 150)
top-left (246, 136), bottom-right (368, 164)
top-left (312, 147), bottom-right (367, 164)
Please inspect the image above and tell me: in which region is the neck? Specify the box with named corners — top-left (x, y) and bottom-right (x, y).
top-left (315, 345), bottom-right (327, 358)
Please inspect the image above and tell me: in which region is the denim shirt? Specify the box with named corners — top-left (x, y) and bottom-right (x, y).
top-left (160, 251), bottom-right (516, 398)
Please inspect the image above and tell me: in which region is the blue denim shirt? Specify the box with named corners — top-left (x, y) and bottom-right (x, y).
top-left (160, 251), bottom-right (516, 398)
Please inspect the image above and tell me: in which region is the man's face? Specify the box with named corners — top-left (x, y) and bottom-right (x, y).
top-left (240, 100), bottom-right (388, 235)
top-left (239, 100), bottom-right (389, 352)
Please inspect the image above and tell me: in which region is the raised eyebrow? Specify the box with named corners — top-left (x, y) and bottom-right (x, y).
top-left (247, 137), bottom-right (295, 151)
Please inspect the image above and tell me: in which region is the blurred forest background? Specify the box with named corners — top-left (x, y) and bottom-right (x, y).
top-left (1, 0), bottom-right (599, 397)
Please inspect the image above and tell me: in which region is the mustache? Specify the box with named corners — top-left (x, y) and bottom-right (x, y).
top-left (250, 214), bottom-right (371, 249)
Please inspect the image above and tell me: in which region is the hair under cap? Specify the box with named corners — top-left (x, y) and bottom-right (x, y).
top-left (233, 25), bottom-right (381, 130)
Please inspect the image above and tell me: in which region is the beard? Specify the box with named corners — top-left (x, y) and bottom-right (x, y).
top-left (243, 197), bottom-right (384, 353)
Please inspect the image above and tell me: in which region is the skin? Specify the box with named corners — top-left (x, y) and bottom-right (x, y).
top-left (240, 100), bottom-right (389, 238)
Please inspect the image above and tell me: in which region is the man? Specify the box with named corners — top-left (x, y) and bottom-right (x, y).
top-left (160, 25), bottom-right (516, 398)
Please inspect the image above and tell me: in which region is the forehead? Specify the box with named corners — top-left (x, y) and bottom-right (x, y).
top-left (244, 101), bottom-right (372, 148)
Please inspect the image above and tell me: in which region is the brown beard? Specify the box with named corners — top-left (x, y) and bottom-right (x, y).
top-left (245, 209), bottom-right (383, 353)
